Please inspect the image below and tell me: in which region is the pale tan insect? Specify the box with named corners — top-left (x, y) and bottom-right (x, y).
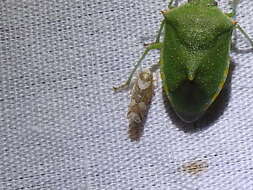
top-left (127, 69), bottom-right (154, 141)
top-left (180, 160), bottom-right (208, 175)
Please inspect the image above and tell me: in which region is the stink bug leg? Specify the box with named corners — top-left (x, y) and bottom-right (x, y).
top-left (155, 20), bottom-right (165, 43)
top-left (115, 0), bottom-right (253, 129)
top-left (228, 0), bottom-right (253, 48)
top-left (113, 42), bottom-right (162, 91)
top-left (168, 0), bottom-right (176, 8)
top-left (113, 9), bottom-right (167, 92)
top-left (235, 24), bottom-right (253, 48)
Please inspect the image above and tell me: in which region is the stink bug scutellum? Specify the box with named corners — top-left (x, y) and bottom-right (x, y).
top-left (114, 0), bottom-right (253, 134)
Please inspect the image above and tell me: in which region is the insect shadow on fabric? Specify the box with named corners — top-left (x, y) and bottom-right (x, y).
top-left (162, 61), bottom-right (235, 132)
top-left (113, 0), bottom-right (253, 139)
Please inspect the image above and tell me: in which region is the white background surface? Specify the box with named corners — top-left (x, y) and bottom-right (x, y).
top-left (1, 0), bottom-right (253, 189)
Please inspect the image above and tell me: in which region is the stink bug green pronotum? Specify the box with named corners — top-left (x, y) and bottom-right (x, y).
top-left (114, 0), bottom-right (253, 123)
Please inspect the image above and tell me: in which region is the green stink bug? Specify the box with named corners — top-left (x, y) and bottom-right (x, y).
top-left (114, 0), bottom-right (253, 123)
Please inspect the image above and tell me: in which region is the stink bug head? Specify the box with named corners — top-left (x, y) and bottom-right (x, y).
top-left (161, 1), bottom-right (234, 122)
top-left (188, 0), bottom-right (217, 6)
top-left (114, 0), bottom-right (253, 127)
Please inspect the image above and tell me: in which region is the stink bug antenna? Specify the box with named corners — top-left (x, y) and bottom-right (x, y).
top-left (230, 0), bottom-right (240, 19)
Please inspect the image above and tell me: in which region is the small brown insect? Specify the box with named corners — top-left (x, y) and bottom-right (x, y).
top-left (181, 160), bottom-right (208, 175)
top-left (127, 69), bottom-right (154, 141)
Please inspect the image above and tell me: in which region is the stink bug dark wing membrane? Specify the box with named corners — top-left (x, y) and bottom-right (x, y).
top-left (113, 0), bottom-right (253, 137)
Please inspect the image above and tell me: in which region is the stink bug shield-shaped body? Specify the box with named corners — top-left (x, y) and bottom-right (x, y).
top-left (114, 0), bottom-right (253, 123)
top-left (161, 0), bottom-right (234, 122)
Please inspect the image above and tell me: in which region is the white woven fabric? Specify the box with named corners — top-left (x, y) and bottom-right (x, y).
top-left (1, 0), bottom-right (253, 189)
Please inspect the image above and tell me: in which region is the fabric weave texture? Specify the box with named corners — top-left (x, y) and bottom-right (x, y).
top-left (1, 0), bottom-right (253, 189)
